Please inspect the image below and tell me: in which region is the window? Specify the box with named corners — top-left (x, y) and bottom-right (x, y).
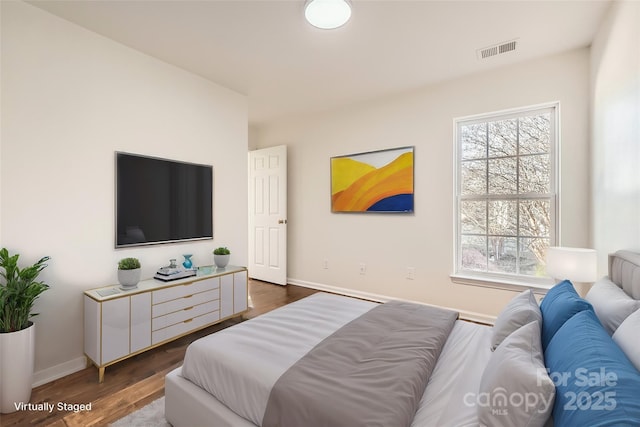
top-left (454, 103), bottom-right (558, 287)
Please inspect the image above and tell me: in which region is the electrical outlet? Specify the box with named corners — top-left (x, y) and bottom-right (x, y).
top-left (323, 259), bottom-right (329, 269)
top-left (407, 267), bottom-right (415, 280)
top-left (359, 263), bottom-right (366, 275)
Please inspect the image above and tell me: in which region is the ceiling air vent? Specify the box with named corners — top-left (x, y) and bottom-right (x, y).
top-left (477, 39), bottom-right (518, 60)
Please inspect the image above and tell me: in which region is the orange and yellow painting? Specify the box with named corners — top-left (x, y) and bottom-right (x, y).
top-left (331, 146), bottom-right (414, 212)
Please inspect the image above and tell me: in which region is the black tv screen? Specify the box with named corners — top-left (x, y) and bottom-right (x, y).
top-left (115, 152), bottom-right (213, 248)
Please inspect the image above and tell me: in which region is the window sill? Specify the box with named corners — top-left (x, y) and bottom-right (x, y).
top-left (450, 273), bottom-right (554, 295)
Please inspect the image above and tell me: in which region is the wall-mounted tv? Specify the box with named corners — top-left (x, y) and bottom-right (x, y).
top-left (115, 152), bottom-right (213, 248)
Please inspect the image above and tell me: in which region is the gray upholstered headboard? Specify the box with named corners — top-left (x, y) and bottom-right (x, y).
top-left (608, 250), bottom-right (640, 300)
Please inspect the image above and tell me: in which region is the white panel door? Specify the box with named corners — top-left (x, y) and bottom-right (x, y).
top-left (248, 145), bottom-right (287, 285)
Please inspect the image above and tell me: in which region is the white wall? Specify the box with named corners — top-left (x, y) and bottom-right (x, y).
top-left (1, 1), bottom-right (248, 383)
top-left (256, 49), bottom-right (591, 318)
top-left (591, 0), bottom-right (640, 272)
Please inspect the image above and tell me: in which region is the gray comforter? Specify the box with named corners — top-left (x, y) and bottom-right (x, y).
top-left (262, 300), bottom-right (459, 427)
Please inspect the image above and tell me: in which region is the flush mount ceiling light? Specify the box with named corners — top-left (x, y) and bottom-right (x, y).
top-left (304, 0), bottom-right (352, 30)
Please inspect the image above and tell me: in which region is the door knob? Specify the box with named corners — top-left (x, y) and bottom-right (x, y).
top-left (278, 219), bottom-right (288, 224)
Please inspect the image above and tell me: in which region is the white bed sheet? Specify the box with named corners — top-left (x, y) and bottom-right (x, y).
top-left (181, 292), bottom-right (492, 427)
top-left (181, 293), bottom-right (377, 425)
top-left (412, 320), bottom-right (492, 427)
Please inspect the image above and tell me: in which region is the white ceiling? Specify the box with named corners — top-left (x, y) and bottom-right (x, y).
top-left (28, 0), bottom-right (611, 126)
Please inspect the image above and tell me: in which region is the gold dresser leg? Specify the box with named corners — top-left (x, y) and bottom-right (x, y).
top-left (98, 367), bottom-right (105, 383)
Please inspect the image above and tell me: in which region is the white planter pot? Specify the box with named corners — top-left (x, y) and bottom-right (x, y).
top-left (118, 268), bottom-right (141, 288)
top-left (0, 323), bottom-right (35, 413)
top-left (214, 254), bottom-right (230, 268)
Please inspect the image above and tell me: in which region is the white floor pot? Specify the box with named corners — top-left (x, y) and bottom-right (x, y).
top-left (0, 323), bottom-right (35, 413)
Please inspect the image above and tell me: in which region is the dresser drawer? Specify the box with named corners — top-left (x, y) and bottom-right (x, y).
top-left (152, 300), bottom-right (219, 331)
top-left (152, 277), bottom-right (219, 305)
top-left (152, 289), bottom-right (219, 318)
top-left (152, 310), bottom-right (220, 345)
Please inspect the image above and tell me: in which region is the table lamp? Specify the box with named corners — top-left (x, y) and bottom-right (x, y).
top-left (545, 246), bottom-right (598, 296)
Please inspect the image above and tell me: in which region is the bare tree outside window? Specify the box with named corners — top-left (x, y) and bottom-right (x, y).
top-left (456, 105), bottom-right (557, 281)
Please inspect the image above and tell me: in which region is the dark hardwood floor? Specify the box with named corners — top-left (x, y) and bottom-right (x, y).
top-left (0, 280), bottom-right (318, 427)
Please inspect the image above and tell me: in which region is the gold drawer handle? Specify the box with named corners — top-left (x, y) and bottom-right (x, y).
top-left (183, 318), bottom-right (193, 324)
top-left (183, 295), bottom-right (193, 299)
top-left (184, 306), bottom-right (194, 311)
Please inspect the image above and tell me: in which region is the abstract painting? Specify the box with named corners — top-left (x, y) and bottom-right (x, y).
top-left (331, 146), bottom-right (414, 213)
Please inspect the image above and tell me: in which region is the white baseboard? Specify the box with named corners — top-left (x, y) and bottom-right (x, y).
top-left (288, 278), bottom-right (496, 325)
top-left (33, 356), bottom-right (87, 388)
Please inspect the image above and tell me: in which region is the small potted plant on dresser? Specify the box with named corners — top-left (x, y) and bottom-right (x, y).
top-left (0, 248), bottom-right (51, 414)
top-left (118, 257), bottom-right (141, 289)
top-left (213, 247), bottom-right (231, 268)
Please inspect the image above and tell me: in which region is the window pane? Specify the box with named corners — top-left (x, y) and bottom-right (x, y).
top-left (519, 238), bottom-right (549, 276)
top-left (461, 235), bottom-right (487, 272)
top-left (456, 105), bottom-right (555, 282)
top-left (461, 201), bottom-right (486, 234)
top-left (520, 154), bottom-right (550, 194)
top-left (519, 200), bottom-right (550, 237)
top-left (488, 119), bottom-right (517, 157)
top-left (461, 123), bottom-right (487, 160)
top-left (461, 160), bottom-right (486, 195)
top-left (488, 237), bottom-right (517, 273)
top-left (520, 113), bottom-right (550, 155)
top-left (488, 200), bottom-right (517, 236)
top-left (488, 157), bottom-right (517, 194)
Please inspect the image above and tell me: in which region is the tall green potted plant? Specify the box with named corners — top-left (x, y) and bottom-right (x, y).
top-left (0, 248), bottom-right (50, 414)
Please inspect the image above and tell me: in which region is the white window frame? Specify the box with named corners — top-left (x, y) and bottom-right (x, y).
top-left (451, 102), bottom-right (560, 292)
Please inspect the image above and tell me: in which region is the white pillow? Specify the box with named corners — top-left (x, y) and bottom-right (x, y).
top-left (585, 277), bottom-right (640, 335)
top-left (612, 308), bottom-right (640, 371)
top-left (479, 321), bottom-right (555, 427)
top-left (491, 289), bottom-right (542, 351)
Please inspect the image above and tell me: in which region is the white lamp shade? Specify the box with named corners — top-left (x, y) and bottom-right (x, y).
top-left (305, 0), bottom-right (352, 30)
top-left (545, 247), bottom-right (598, 283)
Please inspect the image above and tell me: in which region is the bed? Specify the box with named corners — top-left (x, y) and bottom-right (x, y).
top-left (165, 250), bottom-right (640, 427)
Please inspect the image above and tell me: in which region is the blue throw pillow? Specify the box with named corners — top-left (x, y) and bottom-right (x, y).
top-left (540, 280), bottom-right (593, 349)
top-left (544, 309), bottom-right (640, 426)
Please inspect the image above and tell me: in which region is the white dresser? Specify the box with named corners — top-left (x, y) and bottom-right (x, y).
top-left (84, 266), bottom-right (248, 382)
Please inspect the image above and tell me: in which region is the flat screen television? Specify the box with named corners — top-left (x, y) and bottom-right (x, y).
top-left (115, 152), bottom-right (213, 248)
